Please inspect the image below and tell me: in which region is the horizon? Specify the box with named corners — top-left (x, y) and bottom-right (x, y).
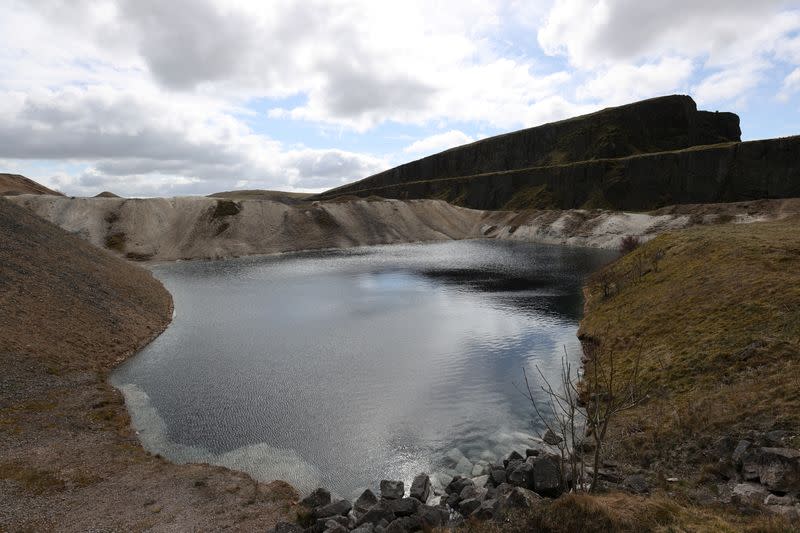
top-left (2, 1), bottom-right (800, 197)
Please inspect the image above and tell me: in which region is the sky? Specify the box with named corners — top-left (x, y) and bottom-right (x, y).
top-left (1, 0), bottom-right (800, 197)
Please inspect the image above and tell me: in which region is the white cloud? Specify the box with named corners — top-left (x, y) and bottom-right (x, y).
top-left (1, 0), bottom-right (799, 196)
top-left (404, 130), bottom-right (475, 156)
top-left (693, 62), bottom-right (769, 106)
top-left (0, 85), bottom-right (386, 195)
top-left (538, 0), bottom-right (794, 68)
top-left (539, 0), bottom-right (800, 106)
top-left (779, 68), bottom-right (800, 102)
top-left (577, 57), bottom-right (694, 105)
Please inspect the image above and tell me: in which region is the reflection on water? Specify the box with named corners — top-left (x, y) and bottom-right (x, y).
top-left (111, 240), bottom-right (615, 497)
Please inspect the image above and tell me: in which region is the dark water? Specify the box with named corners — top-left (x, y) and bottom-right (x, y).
top-left (111, 240), bottom-right (614, 497)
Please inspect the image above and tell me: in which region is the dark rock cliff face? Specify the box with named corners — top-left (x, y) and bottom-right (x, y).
top-left (312, 95), bottom-right (799, 211)
top-left (314, 95), bottom-right (743, 208)
top-left (326, 136), bottom-right (800, 211)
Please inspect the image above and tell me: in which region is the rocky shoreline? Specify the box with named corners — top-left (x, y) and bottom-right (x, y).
top-left (269, 426), bottom-right (800, 533)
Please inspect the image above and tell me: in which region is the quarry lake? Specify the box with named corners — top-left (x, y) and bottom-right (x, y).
top-left (111, 240), bottom-right (615, 498)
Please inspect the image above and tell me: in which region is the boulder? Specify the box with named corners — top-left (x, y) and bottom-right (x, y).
top-left (471, 499), bottom-right (497, 520)
top-left (351, 525), bottom-right (375, 533)
top-left (322, 519), bottom-right (349, 533)
top-left (417, 505), bottom-right (448, 528)
top-left (455, 457), bottom-right (474, 476)
top-left (472, 475), bottom-right (489, 489)
top-left (543, 429), bottom-right (563, 446)
top-left (732, 440), bottom-right (752, 465)
top-left (354, 489), bottom-right (379, 518)
top-left (489, 468), bottom-right (507, 486)
top-left (623, 474), bottom-right (649, 494)
top-left (503, 450), bottom-right (524, 469)
top-left (758, 447), bottom-right (800, 492)
top-left (472, 463), bottom-right (487, 476)
top-left (479, 450), bottom-right (497, 462)
top-left (507, 461), bottom-right (535, 489)
top-left (386, 515), bottom-right (422, 533)
top-left (459, 485), bottom-right (487, 502)
top-left (302, 488), bottom-right (332, 508)
top-left (409, 474), bottom-right (432, 503)
top-left (445, 476), bottom-right (474, 495)
top-left (495, 486), bottom-right (542, 516)
top-left (387, 497), bottom-right (420, 517)
top-left (459, 498), bottom-right (482, 516)
top-left (531, 455), bottom-right (562, 497)
top-left (731, 483), bottom-right (769, 506)
top-left (380, 480), bottom-right (405, 500)
top-left (430, 472), bottom-right (453, 493)
top-left (356, 501), bottom-right (396, 527)
top-left (310, 516), bottom-right (349, 533)
top-left (525, 448), bottom-right (540, 458)
top-left (765, 430), bottom-right (791, 446)
top-left (444, 448), bottom-right (467, 467)
top-left (273, 522), bottom-right (304, 533)
top-left (313, 500), bottom-right (352, 520)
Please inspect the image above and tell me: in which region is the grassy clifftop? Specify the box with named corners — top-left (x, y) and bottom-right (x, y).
top-left (580, 218), bottom-right (800, 474)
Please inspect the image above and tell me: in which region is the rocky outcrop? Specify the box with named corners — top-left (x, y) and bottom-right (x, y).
top-left (313, 95), bottom-right (800, 211)
top-left (316, 95), bottom-right (740, 204)
top-left (314, 136), bottom-right (800, 211)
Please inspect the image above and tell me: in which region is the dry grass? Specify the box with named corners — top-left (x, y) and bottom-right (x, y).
top-left (580, 217), bottom-right (800, 470)
top-left (456, 492), bottom-right (799, 532)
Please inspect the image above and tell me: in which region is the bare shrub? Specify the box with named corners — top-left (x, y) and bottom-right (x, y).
top-left (520, 342), bottom-right (651, 492)
top-left (618, 235), bottom-right (640, 255)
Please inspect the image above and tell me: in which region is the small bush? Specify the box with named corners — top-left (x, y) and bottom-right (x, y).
top-left (619, 235), bottom-right (640, 255)
top-left (212, 200), bottom-right (241, 218)
top-left (104, 232), bottom-right (126, 252)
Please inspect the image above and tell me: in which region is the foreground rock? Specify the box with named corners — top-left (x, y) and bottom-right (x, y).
top-left (277, 441), bottom-right (574, 532)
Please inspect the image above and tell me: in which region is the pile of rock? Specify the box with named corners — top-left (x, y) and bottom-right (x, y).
top-left (722, 434), bottom-right (800, 520)
top-left (270, 447), bottom-right (568, 533)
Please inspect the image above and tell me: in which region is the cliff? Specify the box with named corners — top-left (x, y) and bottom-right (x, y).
top-left (314, 95), bottom-right (747, 209)
top-left (319, 136), bottom-right (800, 211)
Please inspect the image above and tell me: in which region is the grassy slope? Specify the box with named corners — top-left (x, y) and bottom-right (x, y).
top-left (463, 218), bottom-right (800, 533)
top-left (0, 198), bottom-right (297, 531)
top-left (580, 217), bottom-right (800, 466)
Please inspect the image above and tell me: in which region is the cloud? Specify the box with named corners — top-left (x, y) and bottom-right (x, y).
top-left (576, 57), bottom-right (693, 104)
top-left (538, 0), bottom-right (793, 68)
top-left (2, 0), bottom-right (799, 196)
top-left (779, 68), bottom-right (800, 102)
top-left (0, 85), bottom-right (386, 195)
top-left (404, 130), bottom-right (475, 156)
top-left (692, 62), bottom-right (770, 106)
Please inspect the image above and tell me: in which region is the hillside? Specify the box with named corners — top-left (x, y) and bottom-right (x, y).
top-left (0, 198), bottom-right (297, 531)
top-left (0, 173), bottom-right (63, 196)
top-left (208, 189), bottom-right (312, 204)
top-left (8, 193), bottom-right (800, 262)
top-left (578, 218), bottom-right (800, 520)
top-left (312, 96), bottom-right (800, 211)
top-left (7, 195), bottom-right (487, 261)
